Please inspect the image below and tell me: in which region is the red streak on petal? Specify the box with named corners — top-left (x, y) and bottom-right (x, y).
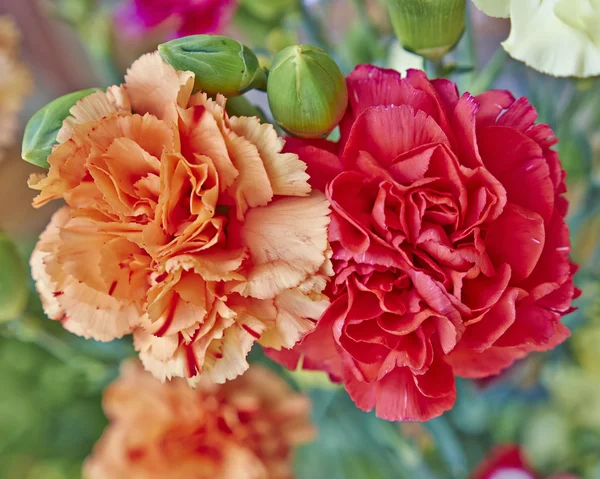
top-left (217, 416), bottom-right (233, 434)
top-left (192, 105), bottom-right (206, 123)
top-left (52, 291), bottom-right (64, 297)
top-left (214, 352), bottom-right (223, 359)
top-left (108, 281), bottom-right (118, 296)
top-left (155, 299), bottom-right (177, 337)
top-left (127, 449), bottom-right (145, 461)
top-left (242, 324), bottom-right (260, 339)
top-left (155, 272), bottom-right (168, 283)
top-left (185, 344), bottom-right (201, 378)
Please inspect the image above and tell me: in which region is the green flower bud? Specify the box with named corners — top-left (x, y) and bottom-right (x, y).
top-left (22, 88), bottom-right (100, 168)
top-left (0, 233), bottom-right (28, 322)
top-left (267, 45), bottom-right (348, 139)
top-left (158, 35), bottom-right (267, 97)
top-left (383, 0), bottom-right (466, 61)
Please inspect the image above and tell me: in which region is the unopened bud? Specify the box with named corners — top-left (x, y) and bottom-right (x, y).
top-left (267, 45), bottom-right (348, 139)
top-left (158, 35), bottom-right (267, 97)
top-left (383, 0), bottom-right (466, 61)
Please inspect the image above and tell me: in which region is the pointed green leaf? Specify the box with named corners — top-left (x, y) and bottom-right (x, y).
top-left (22, 88), bottom-right (100, 168)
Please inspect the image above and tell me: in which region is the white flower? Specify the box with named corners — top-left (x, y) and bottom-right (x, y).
top-left (473, 0), bottom-right (600, 78)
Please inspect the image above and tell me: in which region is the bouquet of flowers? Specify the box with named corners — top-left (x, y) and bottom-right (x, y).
top-left (1, 0), bottom-right (600, 477)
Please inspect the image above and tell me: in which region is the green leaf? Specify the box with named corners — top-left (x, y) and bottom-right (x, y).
top-left (21, 88), bottom-right (100, 168)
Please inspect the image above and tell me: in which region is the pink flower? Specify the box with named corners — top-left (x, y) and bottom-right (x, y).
top-left (115, 0), bottom-right (238, 38)
top-left (268, 65), bottom-right (577, 421)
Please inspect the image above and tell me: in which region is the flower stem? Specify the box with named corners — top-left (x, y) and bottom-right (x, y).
top-left (350, 0), bottom-right (380, 38)
top-left (298, 0), bottom-right (332, 52)
top-left (469, 48), bottom-right (508, 94)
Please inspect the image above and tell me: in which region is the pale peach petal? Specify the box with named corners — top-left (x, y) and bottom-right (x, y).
top-left (228, 116), bottom-right (311, 197)
top-left (29, 207), bottom-right (70, 320)
top-left (200, 318), bottom-right (268, 384)
top-left (259, 288), bottom-right (328, 349)
top-left (57, 86), bottom-right (131, 143)
top-left (235, 191), bottom-right (331, 299)
top-left (125, 51), bottom-right (194, 124)
top-left (31, 208), bottom-right (144, 341)
top-left (222, 125), bottom-right (274, 220)
top-left (135, 330), bottom-right (188, 381)
top-left (164, 250), bottom-right (247, 282)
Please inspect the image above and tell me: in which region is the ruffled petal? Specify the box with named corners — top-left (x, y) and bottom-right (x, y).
top-left (235, 191), bottom-right (331, 300)
top-left (227, 116), bottom-right (311, 197)
top-left (57, 86), bottom-right (131, 143)
top-left (125, 51), bottom-right (194, 123)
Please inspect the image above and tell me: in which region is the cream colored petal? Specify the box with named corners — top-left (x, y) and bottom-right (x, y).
top-left (471, 0), bottom-right (511, 18)
top-left (31, 209), bottom-right (143, 341)
top-left (30, 207), bottom-right (70, 319)
top-left (164, 250), bottom-right (247, 282)
top-left (503, 0), bottom-right (600, 77)
top-left (125, 51), bottom-right (194, 124)
top-left (259, 288), bottom-right (328, 349)
top-left (235, 191), bottom-right (331, 300)
top-left (135, 329), bottom-right (188, 381)
top-left (59, 286), bottom-right (141, 341)
top-left (57, 86), bottom-right (131, 143)
top-left (201, 317), bottom-right (268, 384)
top-left (227, 116), bottom-right (311, 198)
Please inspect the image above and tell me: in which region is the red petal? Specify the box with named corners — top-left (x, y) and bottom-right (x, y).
top-left (342, 105), bottom-right (449, 170)
top-left (478, 126), bottom-right (554, 223)
top-left (460, 287), bottom-right (520, 350)
top-left (447, 344), bottom-right (529, 379)
top-left (284, 140), bottom-right (342, 192)
top-left (344, 364), bottom-right (455, 422)
top-left (486, 203), bottom-right (545, 283)
top-left (475, 90), bottom-right (515, 127)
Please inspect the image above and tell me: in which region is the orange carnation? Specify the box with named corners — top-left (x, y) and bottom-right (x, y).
top-left (29, 52), bottom-right (332, 384)
top-left (84, 361), bottom-right (315, 479)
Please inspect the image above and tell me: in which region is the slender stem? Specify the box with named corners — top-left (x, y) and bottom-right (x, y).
top-left (468, 48), bottom-right (508, 94)
top-left (424, 58), bottom-right (445, 79)
top-left (298, 0), bottom-right (332, 52)
top-left (350, 0), bottom-right (379, 38)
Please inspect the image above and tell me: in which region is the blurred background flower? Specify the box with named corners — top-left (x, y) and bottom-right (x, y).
top-left (84, 361), bottom-right (315, 479)
top-left (0, 16), bottom-right (32, 163)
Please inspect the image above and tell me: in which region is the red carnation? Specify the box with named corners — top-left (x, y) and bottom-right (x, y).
top-left (471, 444), bottom-right (578, 479)
top-left (268, 65), bottom-right (577, 421)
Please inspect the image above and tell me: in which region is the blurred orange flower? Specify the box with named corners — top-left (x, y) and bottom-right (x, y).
top-left (0, 16), bottom-right (32, 162)
top-left (29, 52), bottom-right (332, 384)
top-left (84, 361), bottom-right (315, 479)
